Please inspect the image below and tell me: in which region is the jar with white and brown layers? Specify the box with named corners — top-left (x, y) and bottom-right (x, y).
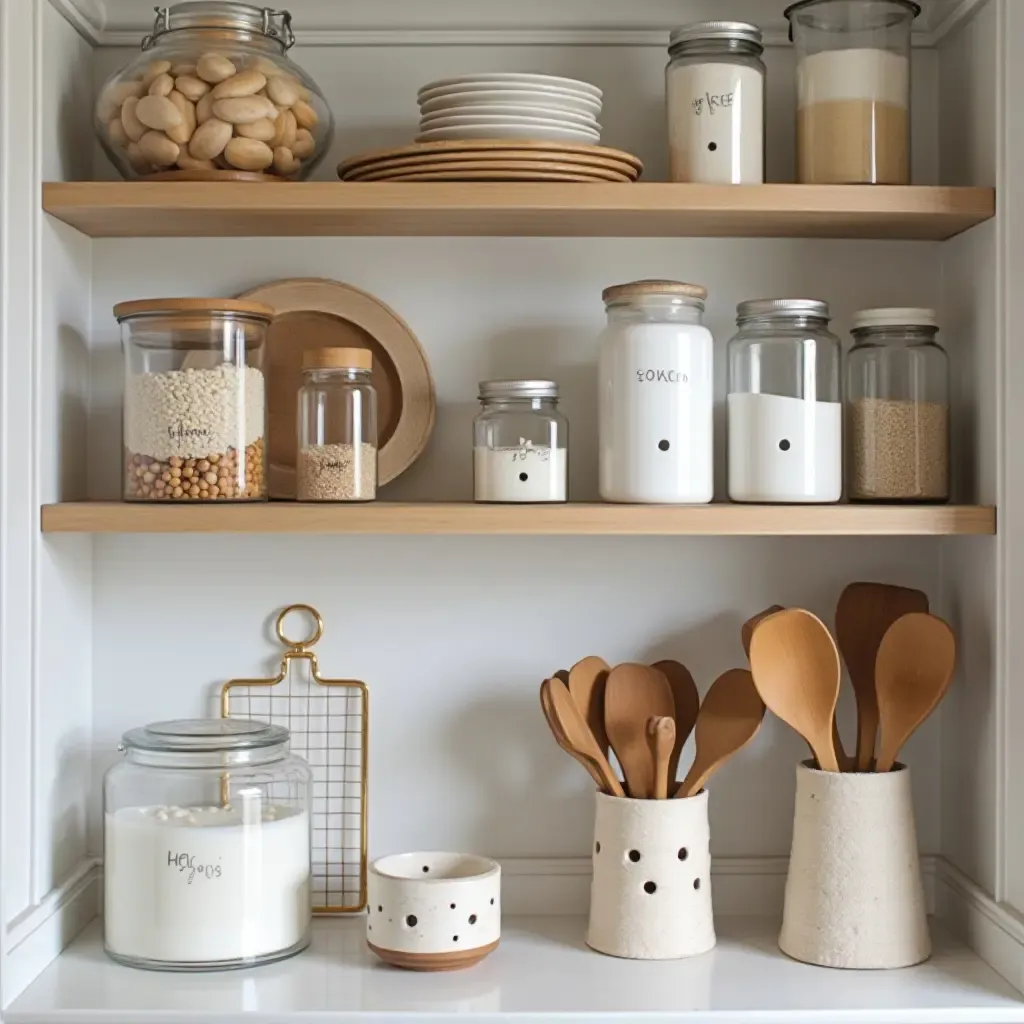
top-left (95, 2), bottom-right (333, 181)
top-left (116, 298), bottom-right (271, 501)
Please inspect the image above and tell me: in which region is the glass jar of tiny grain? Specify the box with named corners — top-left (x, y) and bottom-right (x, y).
top-left (297, 348), bottom-right (378, 502)
top-left (846, 308), bottom-right (949, 502)
top-left (473, 381), bottom-right (568, 502)
top-left (116, 298), bottom-right (271, 501)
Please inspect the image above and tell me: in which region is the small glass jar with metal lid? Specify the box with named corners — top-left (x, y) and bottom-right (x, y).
top-left (103, 718), bottom-right (313, 971)
top-left (297, 347), bottom-right (378, 502)
top-left (116, 297), bottom-right (271, 502)
top-left (95, 2), bottom-right (334, 181)
top-left (666, 21), bottom-right (765, 183)
top-left (847, 308), bottom-right (949, 503)
top-left (727, 298), bottom-right (842, 503)
top-left (473, 381), bottom-right (568, 503)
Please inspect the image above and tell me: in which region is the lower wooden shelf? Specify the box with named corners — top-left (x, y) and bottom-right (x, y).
top-left (39, 502), bottom-right (996, 536)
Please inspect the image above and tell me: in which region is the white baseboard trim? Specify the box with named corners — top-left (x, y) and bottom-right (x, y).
top-left (3, 860), bottom-right (101, 1006)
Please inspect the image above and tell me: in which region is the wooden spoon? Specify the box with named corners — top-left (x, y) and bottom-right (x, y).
top-left (677, 669), bottom-right (766, 798)
top-left (835, 582), bottom-right (930, 771)
top-left (605, 663), bottom-right (675, 799)
top-left (647, 716), bottom-right (675, 800)
top-left (875, 612), bottom-right (956, 772)
top-left (540, 679), bottom-right (610, 793)
top-left (652, 659), bottom-right (699, 782)
top-left (568, 656), bottom-right (610, 757)
top-left (545, 676), bottom-right (625, 796)
top-left (741, 605), bottom-right (785, 660)
top-left (748, 609), bottom-right (842, 772)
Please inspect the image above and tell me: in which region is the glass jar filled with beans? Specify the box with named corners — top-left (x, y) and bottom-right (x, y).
top-left (116, 298), bottom-right (272, 501)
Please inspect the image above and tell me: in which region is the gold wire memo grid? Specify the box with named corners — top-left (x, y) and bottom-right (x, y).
top-left (221, 604), bottom-right (368, 914)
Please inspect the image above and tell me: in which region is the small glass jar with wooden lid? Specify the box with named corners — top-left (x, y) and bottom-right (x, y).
top-left (116, 297), bottom-right (271, 502)
top-left (297, 348), bottom-right (378, 502)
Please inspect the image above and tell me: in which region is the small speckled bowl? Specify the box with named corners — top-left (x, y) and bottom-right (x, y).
top-left (367, 852), bottom-right (501, 971)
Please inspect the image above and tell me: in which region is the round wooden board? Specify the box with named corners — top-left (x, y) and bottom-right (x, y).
top-left (142, 169), bottom-right (289, 183)
top-left (339, 147), bottom-right (639, 179)
top-left (338, 140), bottom-right (643, 177)
top-left (368, 939), bottom-right (499, 972)
top-left (238, 278), bottom-right (435, 500)
top-left (357, 169), bottom-right (632, 183)
top-left (347, 159), bottom-right (635, 183)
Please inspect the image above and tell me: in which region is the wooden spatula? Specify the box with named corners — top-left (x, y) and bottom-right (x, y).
top-left (540, 679), bottom-right (610, 793)
top-left (652, 659), bottom-right (699, 783)
top-left (605, 663), bottom-right (675, 799)
top-left (741, 606), bottom-right (785, 660)
top-left (647, 716), bottom-right (676, 799)
top-left (545, 676), bottom-right (625, 796)
top-left (677, 668), bottom-right (765, 798)
top-left (875, 612), bottom-right (955, 772)
top-left (835, 582), bottom-right (930, 771)
top-left (568, 656), bottom-right (610, 758)
top-left (748, 609), bottom-right (842, 772)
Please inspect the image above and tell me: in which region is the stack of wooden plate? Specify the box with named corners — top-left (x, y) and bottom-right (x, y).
top-left (337, 140), bottom-right (643, 183)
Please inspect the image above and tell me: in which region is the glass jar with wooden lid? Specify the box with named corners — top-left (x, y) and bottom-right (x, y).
top-left (115, 297), bottom-right (271, 502)
top-left (297, 348), bottom-right (378, 502)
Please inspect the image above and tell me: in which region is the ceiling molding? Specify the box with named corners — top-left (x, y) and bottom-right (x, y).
top-left (52, 0), bottom-right (988, 49)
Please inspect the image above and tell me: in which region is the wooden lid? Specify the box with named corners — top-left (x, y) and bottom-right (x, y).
top-left (602, 280), bottom-right (707, 304)
top-left (302, 347), bottom-right (373, 369)
top-left (113, 298), bottom-right (276, 322)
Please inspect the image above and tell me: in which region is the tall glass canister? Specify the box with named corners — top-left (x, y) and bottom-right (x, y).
top-left (785, 0), bottom-right (920, 184)
top-left (727, 298), bottom-right (842, 503)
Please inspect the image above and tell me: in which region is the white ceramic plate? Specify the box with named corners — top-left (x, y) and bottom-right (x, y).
top-left (419, 108), bottom-right (601, 130)
top-left (415, 123), bottom-right (601, 144)
top-left (419, 89), bottom-right (602, 117)
top-left (418, 74), bottom-right (602, 102)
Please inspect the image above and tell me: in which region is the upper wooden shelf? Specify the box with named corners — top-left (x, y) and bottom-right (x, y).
top-left (40, 502), bottom-right (995, 536)
top-left (41, 182), bottom-right (995, 240)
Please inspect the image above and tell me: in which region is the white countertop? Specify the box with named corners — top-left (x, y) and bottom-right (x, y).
top-left (6, 916), bottom-right (1023, 1023)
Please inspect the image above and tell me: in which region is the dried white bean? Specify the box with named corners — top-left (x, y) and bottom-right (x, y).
top-left (120, 96), bottom-right (147, 142)
top-left (136, 94), bottom-right (183, 132)
top-left (212, 95), bottom-right (276, 125)
top-left (293, 99), bottom-right (318, 129)
top-left (273, 146), bottom-right (300, 176)
top-left (188, 118), bottom-right (233, 160)
top-left (148, 73), bottom-right (174, 97)
top-left (212, 69), bottom-right (267, 99)
top-left (166, 91), bottom-right (196, 145)
top-left (224, 136), bottom-right (274, 171)
top-left (196, 52), bottom-right (236, 84)
top-left (236, 118), bottom-right (277, 142)
top-left (292, 128), bottom-right (315, 158)
top-left (266, 75), bottom-right (299, 108)
top-left (175, 74), bottom-right (210, 102)
top-left (138, 130), bottom-right (180, 167)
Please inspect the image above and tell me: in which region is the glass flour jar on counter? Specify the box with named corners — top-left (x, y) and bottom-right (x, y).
top-left (117, 298), bottom-right (271, 501)
top-left (103, 718), bottom-right (312, 971)
top-left (473, 380), bottom-right (568, 502)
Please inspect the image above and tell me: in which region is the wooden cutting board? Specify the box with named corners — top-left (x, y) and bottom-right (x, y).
top-left (351, 160), bottom-right (633, 183)
top-left (341, 150), bottom-right (640, 181)
top-left (238, 278), bottom-right (435, 499)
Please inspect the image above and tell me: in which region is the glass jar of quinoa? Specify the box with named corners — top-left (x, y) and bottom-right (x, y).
top-left (116, 298), bottom-right (272, 501)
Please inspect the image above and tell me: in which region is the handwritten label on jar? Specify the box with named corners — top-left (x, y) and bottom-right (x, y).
top-left (692, 92), bottom-right (734, 116)
top-left (167, 850), bottom-right (223, 884)
top-left (636, 369), bottom-right (688, 383)
top-left (167, 422), bottom-right (212, 444)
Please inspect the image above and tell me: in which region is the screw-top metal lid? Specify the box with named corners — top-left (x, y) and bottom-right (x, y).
top-left (669, 21), bottom-right (763, 51)
top-left (853, 307), bottom-right (938, 330)
top-left (479, 380), bottom-right (558, 400)
top-left (736, 298), bottom-right (831, 323)
top-left (121, 718), bottom-right (290, 753)
top-left (603, 280), bottom-right (708, 309)
top-left (302, 347), bottom-right (373, 370)
top-left (143, 3), bottom-right (295, 51)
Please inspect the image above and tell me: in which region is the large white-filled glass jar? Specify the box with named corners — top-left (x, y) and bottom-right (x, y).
top-left (103, 719), bottom-right (312, 971)
top-left (666, 21), bottom-right (766, 183)
top-left (95, 2), bottom-right (334, 181)
top-left (727, 298), bottom-right (842, 503)
top-left (599, 280), bottom-right (714, 504)
top-left (473, 380), bottom-right (568, 502)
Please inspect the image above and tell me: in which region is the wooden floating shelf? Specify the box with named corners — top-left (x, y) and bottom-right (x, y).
top-left (41, 182), bottom-right (995, 240)
top-left (40, 502), bottom-right (996, 536)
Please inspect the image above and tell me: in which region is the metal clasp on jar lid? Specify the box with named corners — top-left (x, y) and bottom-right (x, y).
top-left (143, 3), bottom-right (295, 51)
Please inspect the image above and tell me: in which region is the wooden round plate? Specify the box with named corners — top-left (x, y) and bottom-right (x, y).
top-left (238, 278), bottom-right (435, 499)
top-left (358, 169), bottom-right (629, 183)
top-left (348, 159), bottom-right (635, 183)
top-left (338, 140), bottom-right (643, 177)
top-left (340, 147), bottom-right (639, 179)
top-left (368, 939), bottom-right (499, 972)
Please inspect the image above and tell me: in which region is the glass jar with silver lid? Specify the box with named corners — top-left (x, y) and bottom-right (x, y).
top-left (727, 298), bottom-right (842, 503)
top-left (666, 21), bottom-right (766, 183)
top-left (473, 380), bottom-right (568, 503)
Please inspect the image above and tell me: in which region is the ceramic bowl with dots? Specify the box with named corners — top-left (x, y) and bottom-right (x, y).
top-left (587, 790), bottom-right (715, 960)
top-left (367, 852), bottom-right (501, 971)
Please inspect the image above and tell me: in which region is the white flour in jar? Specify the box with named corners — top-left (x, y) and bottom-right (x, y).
top-left (474, 445), bottom-right (567, 502)
top-left (104, 803), bottom-right (310, 965)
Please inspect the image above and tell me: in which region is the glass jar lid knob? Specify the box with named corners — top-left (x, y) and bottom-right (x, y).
top-left (143, 4), bottom-right (295, 51)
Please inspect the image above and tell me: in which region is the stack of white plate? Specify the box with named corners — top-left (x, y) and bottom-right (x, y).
top-left (416, 73), bottom-right (603, 144)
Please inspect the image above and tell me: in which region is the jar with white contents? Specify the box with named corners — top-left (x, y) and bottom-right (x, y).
top-left (473, 381), bottom-right (568, 503)
top-left (103, 719), bottom-right (312, 971)
top-left (666, 21), bottom-right (765, 183)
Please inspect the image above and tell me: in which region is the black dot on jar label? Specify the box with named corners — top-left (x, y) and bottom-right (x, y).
top-left (628, 849), bottom-right (641, 863)
top-left (779, 439), bottom-right (791, 452)
top-left (595, 841), bottom-right (601, 854)
top-left (469, 914), bottom-right (477, 925)
top-left (708, 142), bottom-right (718, 152)
top-left (519, 472), bottom-right (528, 482)
top-left (406, 914), bottom-right (418, 927)
top-left (422, 865), bottom-right (429, 873)
top-left (678, 848), bottom-right (688, 861)
top-left (693, 878), bottom-right (701, 890)
top-left (644, 881), bottom-right (657, 894)
top-left (490, 898), bottom-right (495, 905)
top-left (658, 440), bottom-right (670, 452)
top-left (377, 905), bottom-right (382, 912)
top-left (453, 935), bottom-right (459, 942)
top-left (450, 903), bottom-right (456, 909)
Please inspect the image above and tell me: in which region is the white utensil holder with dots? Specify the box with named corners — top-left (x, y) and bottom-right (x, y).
top-left (587, 790), bottom-right (715, 960)
top-left (366, 852), bottom-right (501, 971)
top-left (780, 762), bottom-right (931, 970)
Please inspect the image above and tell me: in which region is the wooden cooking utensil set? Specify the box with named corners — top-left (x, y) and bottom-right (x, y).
top-left (540, 650), bottom-right (767, 800)
top-left (747, 583), bottom-right (957, 773)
